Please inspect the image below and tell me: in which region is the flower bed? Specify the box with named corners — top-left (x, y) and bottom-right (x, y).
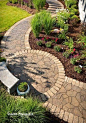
top-left (29, 3), bottom-right (86, 82)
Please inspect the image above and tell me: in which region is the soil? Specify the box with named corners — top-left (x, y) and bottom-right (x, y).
top-left (7, 2), bottom-right (49, 15)
top-left (29, 20), bottom-right (86, 83)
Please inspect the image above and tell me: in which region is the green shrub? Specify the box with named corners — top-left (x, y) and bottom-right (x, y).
top-left (74, 66), bottom-right (82, 73)
top-left (64, 24), bottom-right (69, 33)
top-left (65, 0), bottom-right (77, 8)
top-left (18, 82), bottom-right (28, 92)
top-left (58, 32), bottom-right (66, 39)
top-left (64, 38), bottom-right (74, 49)
top-left (40, 11), bottom-right (53, 35)
top-left (45, 41), bottom-right (52, 48)
top-left (37, 40), bottom-right (43, 46)
top-left (12, 0), bottom-right (18, 4)
top-left (32, 0), bottom-right (46, 11)
top-left (78, 34), bottom-right (86, 49)
top-left (31, 14), bottom-right (42, 37)
top-left (0, 90), bottom-right (47, 123)
top-left (54, 46), bottom-right (61, 52)
top-left (0, 56), bottom-right (6, 62)
top-left (63, 50), bottom-right (71, 58)
top-left (70, 58), bottom-right (77, 65)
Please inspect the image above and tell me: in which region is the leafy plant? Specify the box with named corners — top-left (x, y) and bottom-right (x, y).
top-left (65, 0), bottom-right (77, 8)
top-left (31, 14), bottom-right (42, 37)
top-left (70, 58), bottom-right (77, 65)
top-left (18, 82), bottom-right (28, 92)
top-left (40, 11), bottom-right (53, 35)
top-left (12, 0), bottom-right (18, 4)
top-left (32, 0), bottom-right (46, 11)
top-left (64, 38), bottom-right (74, 49)
top-left (0, 56), bottom-right (6, 62)
top-left (37, 40), bottom-right (43, 46)
top-left (78, 35), bottom-right (86, 49)
top-left (74, 66), bottom-right (82, 73)
top-left (45, 41), bottom-right (52, 48)
top-left (54, 45), bottom-right (61, 52)
top-left (58, 32), bottom-right (66, 39)
top-left (0, 89), bottom-right (47, 123)
top-left (63, 50), bottom-right (70, 58)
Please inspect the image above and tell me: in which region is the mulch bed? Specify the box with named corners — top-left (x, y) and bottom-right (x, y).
top-left (29, 20), bottom-right (86, 83)
top-left (7, 2), bottom-right (49, 15)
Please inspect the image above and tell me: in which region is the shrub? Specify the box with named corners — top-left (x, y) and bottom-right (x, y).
top-left (45, 41), bottom-right (52, 48)
top-left (74, 66), bottom-right (82, 73)
top-left (32, 0), bottom-right (46, 11)
top-left (31, 14), bottom-right (42, 37)
top-left (0, 90), bottom-right (47, 123)
top-left (54, 46), bottom-right (61, 52)
top-left (37, 40), bottom-right (43, 46)
top-left (65, 0), bottom-right (77, 8)
top-left (18, 82), bottom-right (28, 92)
top-left (70, 58), bottom-right (77, 65)
top-left (0, 56), bottom-right (6, 62)
top-left (40, 11), bottom-right (53, 35)
top-left (58, 32), bottom-right (66, 39)
top-left (78, 34), bottom-right (86, 49)
top-left (64, 24), bottom-right (69, 33)
top-left (64, 38), bottom-right (74, 49)
top-left (12, 0), bottom-right (18, 4)
top-left (63, 51), bottom-right (70, 58)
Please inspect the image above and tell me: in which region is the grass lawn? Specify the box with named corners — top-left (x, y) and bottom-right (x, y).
top-left (0, 0), bottom-right (30, 33)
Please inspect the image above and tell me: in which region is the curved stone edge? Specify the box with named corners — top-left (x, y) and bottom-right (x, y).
top-left (43, 102), bottom-right (86, 123)
top-left (1, 15), bottom-right (34, 50)
top-left (7, 49), bottom-right (65, 98)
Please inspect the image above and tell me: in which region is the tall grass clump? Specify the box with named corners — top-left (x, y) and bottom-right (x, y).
top-left (40, 11), bottom-right (53, 35)
top-left (31, 14), bottom-right (42, 37)
top-left (32, 0), bottom-right (46, 11)
top-left (0, 89), bottom-right (47, 123)
top-left (31, 11), bottom-right (53, 37)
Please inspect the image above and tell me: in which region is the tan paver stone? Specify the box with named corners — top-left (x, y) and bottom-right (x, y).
top-left (50, 105), bottom-right (56, 113)
top-left (54, 106), bottom-right (60, 116)
top-left (74, 108), bottom-right (82, 117)
top-left (59, 109), bottom-right (64, 119)
top-left (44, 92), bottom-right (50, 98)
top-left (47, 90), bottom-right (54, 97)
top-left (56, 81), bottom-right (62, 85)
top-left (64, 103), bottom-right (74, 109)
top-left (63, 111), bottom-right (69, 122)
top-left (75, 81), bottom-right (80, 87)
top-left (71, 97), bottom-right (79, 106)
top-left (79, 82), bottom-right (83, 88)
top-left (62, 98), bottom-right (69, 106)
top-left (55, 83), bottom-right (61, 88)
top-left (83, 83), bottom-right (86, 90)
top-left (79, 117), bottom-right (84, 123)
top-left (62, 94), bottom-right (68, 99)
top-left (81, 101), bottom-right (86, 110)
top-left (83, 110), bottom-right (86, 119)
top-left (76, 93), bottom-right (81, 102)
top-left (53, 86), bottom-right (60, 91)
top-left (68, 113), bottom-right (74, 123)
top-left (65, 83), bottom-right (72, 91)
top-left (59, 86), bottom-right (66, 93)
top-left (43, 101), bottom-right (48, 108)
top-left (68, 97), bottom-right (72, 103)
top-left (50, 88), bottom-right (57, 94)
top-left (47, 103), bottom-right (52, 110)
top-left (67, 90), bottom-right (77, 96)
top-left (73, 115), bottom-right (78, 123)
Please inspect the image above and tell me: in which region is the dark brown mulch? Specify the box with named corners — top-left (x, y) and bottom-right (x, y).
top-left (7, 2), bottom-right (49, 15)
top-left (29, 21), bottom-right (86, 83)
top-left (58, 0), bottom-right (66, 8)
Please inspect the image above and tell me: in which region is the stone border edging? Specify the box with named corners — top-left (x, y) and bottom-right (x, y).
top-left (7, 49), bottom-right (65, 100)
top-left (43, 101), bottom-right (85, 123)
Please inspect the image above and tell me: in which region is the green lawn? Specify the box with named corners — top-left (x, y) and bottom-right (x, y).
top-left (0, 0), bottom-right (30, 33)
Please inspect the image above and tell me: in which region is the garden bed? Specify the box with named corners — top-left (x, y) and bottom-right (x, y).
top-left (29, 18), bottom-right (86, 83)
top-left (7, 2), bottom-right (49, 15)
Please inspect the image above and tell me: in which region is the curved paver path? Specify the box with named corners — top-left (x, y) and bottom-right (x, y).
top-left (1, 1), bottom-right (86, 123)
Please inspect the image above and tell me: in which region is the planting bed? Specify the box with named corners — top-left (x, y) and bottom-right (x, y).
top-left (7, 2), bottom-right (49, 14)
top-left (29, 19), bottom-right (86, 83)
